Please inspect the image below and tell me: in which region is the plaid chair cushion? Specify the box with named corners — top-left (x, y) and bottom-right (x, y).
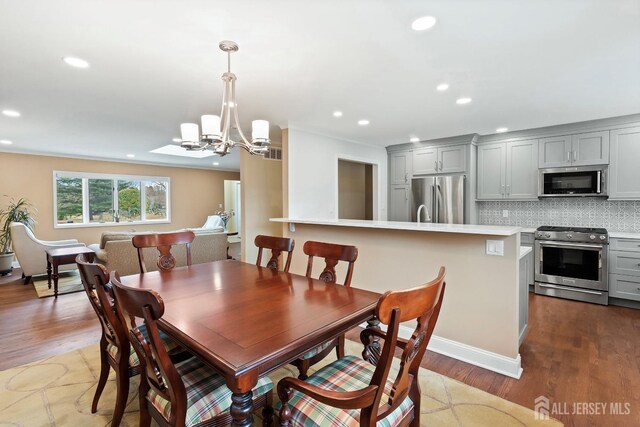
top-left (106, 324), bottom-right (181, 367)
top-left (148, 357), bottom-right (273, 427)
top-left (277, 355), bottom-right (414, 427)
top-left (301, 340), bottom-right (334, 360)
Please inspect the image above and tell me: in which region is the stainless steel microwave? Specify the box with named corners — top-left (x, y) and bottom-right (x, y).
top-left (539, 165), bottom-right (608, 197)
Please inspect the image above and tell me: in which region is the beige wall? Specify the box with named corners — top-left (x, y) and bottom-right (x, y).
top-left (284, 224), bottom-right (520, 360)
top-left (338, 160), bottom-right (366, 220)
top-left (240, 150), bottom-right (283, 263)
top-left (0, 152), bottom-right (239, 244)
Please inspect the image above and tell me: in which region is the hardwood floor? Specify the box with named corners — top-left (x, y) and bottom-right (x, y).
top-left (2, 267), bottom-right (639, 426)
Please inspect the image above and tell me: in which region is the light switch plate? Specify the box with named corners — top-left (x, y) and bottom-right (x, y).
top-left (486, 240), bottom-right (504, 256)
top-left (289, 223), bottom-right (296, 233)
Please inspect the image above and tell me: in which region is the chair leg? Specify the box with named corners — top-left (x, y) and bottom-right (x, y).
top-left (111, 365), bottom-right (129, 427)
top-left (139, 394), bottom-right (151, 427)
top-left (336, 335), bottom-right (346, 359)
top-left (23, 275), bottom-right (31, 285)
top-left (408, 380), bottom-right (421, 427)
top-left (92, 346), bottom-right (110, 413)
top-left (296, 359), bottom-right (310, 381)
top-left (262, 390), bottom-right (274, 427)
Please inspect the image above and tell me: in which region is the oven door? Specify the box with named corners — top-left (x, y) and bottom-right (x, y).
top-left (535, 241), bottom-right (608, 290)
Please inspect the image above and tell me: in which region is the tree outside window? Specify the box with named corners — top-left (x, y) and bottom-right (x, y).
top-left (145, 181), bottom-right (167, 220)
top-left (56, 178), bottom-right (83, 224)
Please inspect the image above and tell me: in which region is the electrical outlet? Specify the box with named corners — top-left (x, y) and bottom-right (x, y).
top-left (486, 240), bottom-right (504, 256)
top-left (502, 209), bottom-right (509, 218)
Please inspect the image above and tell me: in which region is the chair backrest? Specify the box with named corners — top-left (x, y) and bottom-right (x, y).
top-left (366, 267), bottom-right (446, 424)
top-left (255, 235), bottom-right (295, 272)
top-left (110, 273), bottom-right (188, 425)
top-left (303, 240), bottom-right (358, 286)
top-left (75, 254), bottom-right (130, 363)
top-left (132, 231), bottom-right (195, 273)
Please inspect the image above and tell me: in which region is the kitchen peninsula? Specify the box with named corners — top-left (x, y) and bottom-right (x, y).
top-left (271, 218), bottom-right (525, 378)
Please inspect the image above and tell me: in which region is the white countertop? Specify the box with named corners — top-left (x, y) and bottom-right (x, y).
top-left (519, 246), bottom-right (532, 259)
top-left (610, 232), bottom-right (640, 239)
top-left (270, 218), bottom-right (521, 236)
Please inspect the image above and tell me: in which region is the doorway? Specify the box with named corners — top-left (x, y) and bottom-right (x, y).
top-left (337, 159), bottom-right (374, 220)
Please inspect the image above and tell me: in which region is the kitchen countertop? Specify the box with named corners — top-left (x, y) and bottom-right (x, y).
top-left (519, 246), bottom-right (532, 259)
top-left (270, 218), bottom-right (522, 236)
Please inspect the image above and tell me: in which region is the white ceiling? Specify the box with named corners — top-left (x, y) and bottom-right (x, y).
top-left (1, 0), bottom-right (639, 171)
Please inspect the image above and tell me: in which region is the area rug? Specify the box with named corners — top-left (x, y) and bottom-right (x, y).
top-left (0, 340), bottom-right (563, 426)
top-left (32, 270), bottom-right (83, 298)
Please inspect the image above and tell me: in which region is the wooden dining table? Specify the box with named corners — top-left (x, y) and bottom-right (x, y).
top-left (119, 259), bottom-right (381, 427)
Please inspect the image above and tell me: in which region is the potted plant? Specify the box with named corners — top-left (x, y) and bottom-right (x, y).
top-left (0, 197), bottom-right (36, 274)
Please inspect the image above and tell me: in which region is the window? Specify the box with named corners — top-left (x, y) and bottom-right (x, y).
top-left (54, 171), bottom-right (170, 227)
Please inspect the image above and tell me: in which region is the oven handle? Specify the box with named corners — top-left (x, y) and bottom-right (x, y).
top-left (538, 241), bottom-right (605, 250)
top-left (538, 283), bottom-right (604, 296)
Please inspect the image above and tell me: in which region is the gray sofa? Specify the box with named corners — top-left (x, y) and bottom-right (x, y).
top-left (88, 229), bottom-right (228, 276)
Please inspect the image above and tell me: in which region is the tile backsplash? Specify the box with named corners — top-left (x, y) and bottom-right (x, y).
top-left (478, 199), bottom-right (640, 232)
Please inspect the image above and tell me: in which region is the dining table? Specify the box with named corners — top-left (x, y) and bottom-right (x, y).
top-left (119, 259), bottom-right (381, 427)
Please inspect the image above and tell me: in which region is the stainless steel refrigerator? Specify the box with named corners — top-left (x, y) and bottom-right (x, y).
top-left (411, 175), bottom-right (465, 224)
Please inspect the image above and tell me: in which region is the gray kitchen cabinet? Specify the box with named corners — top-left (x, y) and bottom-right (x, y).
top-left (539, 135), bottom-right (571, 168)
top-left (519, 251), bottom-right (530, 345)
top-left (478, 140), bottom-right (537, 200)
top-left (389, 185), bottom-right (410, 221)
top-left (539, 132), bottom-right (609, 168)
top-left (506, 139), bottom-right (538, 199)
top-left (521, 232), bottom-right (535, 287)
top-left (413, 145), bottom-right (465, 175)
top-left (390, 151), bottom-right (412, 185)
top-left (571, 131), bottom-right (609, 166)
top-left (609, 237), bottom-right (640, 302)
top-left (609, 126), bottom-right (640, 200)
top-left (477, 143), bottom-right (506, 199)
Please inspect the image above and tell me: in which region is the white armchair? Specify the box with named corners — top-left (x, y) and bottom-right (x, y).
top-left (9, 222), bottom-right (85, 284)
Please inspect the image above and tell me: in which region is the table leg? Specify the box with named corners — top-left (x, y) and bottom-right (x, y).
top-left (362, 316), bottom-right (382, 365)
top-left (47, 259), bottom-right (52, 289)
top-left (53, 262), bottom-right (59, 298)
top-left (230, 390), bottom-right (253, 427)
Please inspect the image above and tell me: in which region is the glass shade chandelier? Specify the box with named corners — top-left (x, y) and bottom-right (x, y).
top-left (180, 40), bottom-right (270, 156)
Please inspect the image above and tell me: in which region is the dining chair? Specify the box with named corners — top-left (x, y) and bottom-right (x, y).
top-left (132, 231), bottom-right (195, 273)
top-left (110, 273), bottom-right (275, 427)
top-left (292, 240), bottom-right (358, 379)
top-left (278, 267), bottom-right (446, 427)
top-left (255, 235), bottom-right (295, 272)
top-left (75, 254), bottom-right (183, 427)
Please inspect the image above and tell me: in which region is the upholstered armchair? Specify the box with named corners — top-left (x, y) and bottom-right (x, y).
top-left (9, 222), bottom-right (85, 283)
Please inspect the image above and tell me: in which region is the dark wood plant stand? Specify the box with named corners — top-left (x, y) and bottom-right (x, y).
top-left (45, 247), bottom-right (95, 297)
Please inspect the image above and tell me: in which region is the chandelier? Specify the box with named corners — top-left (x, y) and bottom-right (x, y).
top-left (180, 40), bottom-right (270, 156)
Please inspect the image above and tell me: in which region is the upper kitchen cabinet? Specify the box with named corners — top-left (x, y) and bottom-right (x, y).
top-left (477, 139), bottom-right (538, 200)
top-left (413, 145), bottom-right (465, 175)
top-left (609, 126), bottom-right (640, 199)
top-left (389, 185), bottom-right (411, 221)
top-left (539, 131), bottom-right (609, 168)
top-left (390, 151), bottom-right (412, 185)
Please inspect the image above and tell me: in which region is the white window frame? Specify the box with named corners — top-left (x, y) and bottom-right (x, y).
top-left (53, 171), bottom-right (171, 228)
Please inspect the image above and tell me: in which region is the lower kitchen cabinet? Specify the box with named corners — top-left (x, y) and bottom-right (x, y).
top-left (389, 185), bottom-right (410, 221)
top-left (609, 237), bottom-right (640, 303)
top-left (609, 275), bottom-right (640, 302)
top-left (519, 248), bottom-right (530, 345)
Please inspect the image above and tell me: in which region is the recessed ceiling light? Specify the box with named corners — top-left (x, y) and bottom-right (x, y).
top-left (126, 154), bottom-right (135, 158)
top-left (411, 16), bottom-right (437, 31)
top-left (172, 137), bottom-right (182, 143)
top-left (63, 57), bottom-right (90, 68)
top-left (2, 110), bottom-right (20, 117)
top-left (213, 162), bottom-right (220, 166)
top-left (456, 97), bottom-right (472, 105)
top-left (410, 137), bottom-right (420, 143)
top-left (0, 140), bottom-right (12, 145)
top-left (436, 83), bottom-right (449, 91)
top-left (357, 119), bottom-right (370, 126)
top-left (333, 111), bottom-right (343, 118)
top-left (496, 127), bottom-right (509, 133)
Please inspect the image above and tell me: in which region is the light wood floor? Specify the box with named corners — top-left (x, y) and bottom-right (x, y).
top-left (1, 268), bottom-right (639, 426)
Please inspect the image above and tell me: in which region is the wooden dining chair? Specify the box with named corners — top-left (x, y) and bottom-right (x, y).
top-left (255, 235), bottom-right (295, 272)
top-left (278, 267), bottom-right (446, 427)
top-left (132, 231), bottom-right (195, 273)
top-left (75, 254), bottom-right (183, 427)
top-left (292, 240), bottom-right (359, 379)
top-left (110, 273), bottom-right (275, 427)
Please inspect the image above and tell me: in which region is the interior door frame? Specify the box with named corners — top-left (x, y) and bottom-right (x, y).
top-left (334, 154), bottom-right (380, 220)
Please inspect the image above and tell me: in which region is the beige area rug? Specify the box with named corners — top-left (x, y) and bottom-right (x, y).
top-left (0, 340), bottom-right (562, 426)
top-left (32, 270), bottom-right (83, 298)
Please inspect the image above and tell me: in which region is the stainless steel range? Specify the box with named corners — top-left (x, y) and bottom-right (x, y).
top-left (534, 226), bottom-right (609, 305)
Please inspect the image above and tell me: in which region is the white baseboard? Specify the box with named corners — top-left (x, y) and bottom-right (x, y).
top-left (359, 322), bottom-right (523, 379)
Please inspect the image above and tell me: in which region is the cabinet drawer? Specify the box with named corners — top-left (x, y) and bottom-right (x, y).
top-left (610, 251), bottom-right (640, 277)
top-left (521, 232), bottom-right (534, 245)
top-left (609, 274), bottom-right (640, 302)
top-left (610, 238), bottom-right (640, 253)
